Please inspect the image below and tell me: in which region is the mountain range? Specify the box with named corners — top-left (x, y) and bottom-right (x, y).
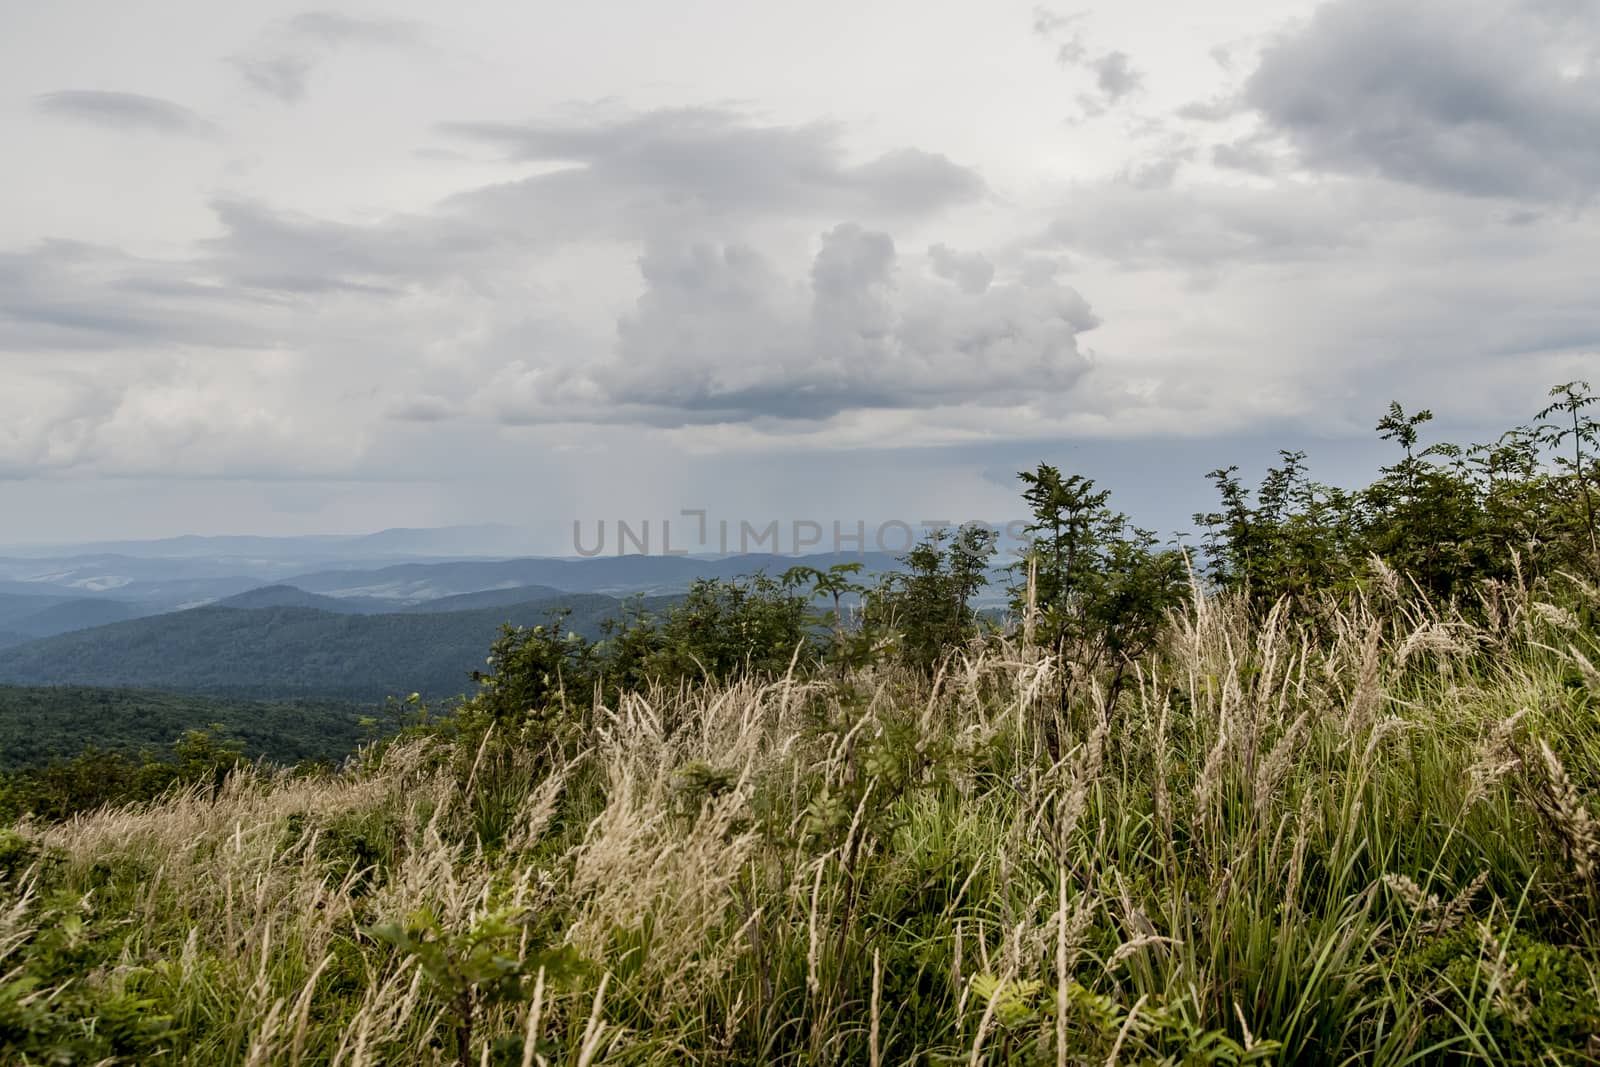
top-left (0, 534), bottom-right (916, 700)
top-left (0, 593), bottom-right (661, 699)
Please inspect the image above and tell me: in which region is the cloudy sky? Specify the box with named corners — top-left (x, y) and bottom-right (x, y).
top-left (2, 0), bottom-right (1596, 549)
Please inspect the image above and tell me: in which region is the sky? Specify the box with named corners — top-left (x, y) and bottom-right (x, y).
top-left (1, 0), bottom-right (1597, 552)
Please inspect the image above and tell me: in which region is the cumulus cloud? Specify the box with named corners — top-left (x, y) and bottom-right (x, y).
top-left (233, 10), bottom-right (422, 102)
top-left (0, 92), bottom-right (1015, 479)
top-left (31, 91), bottom-right (217, 137)
top-left (1238, 0), bottom-right (1600, 201)
top-left (479, 225), bottom-right (1099, 427)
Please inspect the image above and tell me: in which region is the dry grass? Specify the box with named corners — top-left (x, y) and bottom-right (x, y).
top-left (4, 581), bottom-right (1599, 1064)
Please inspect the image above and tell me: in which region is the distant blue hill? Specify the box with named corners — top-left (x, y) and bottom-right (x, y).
top-left (0, 593), bottom-right (80, 628)
top-left (0, 594), bottom-right (657, 700)
top-left (284, 551), bottom-right (904, 600)
top-left (215, 585), bottom-right (399, 615)
top-left (6, 598), bottom-right (147, 638)
top-left (0, 592), bottom-right (151, 640)
top-left (398, 585), bottom-right (571, 613)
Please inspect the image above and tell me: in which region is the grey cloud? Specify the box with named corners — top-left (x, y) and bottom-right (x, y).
top-left (5, 104), bottom-right (989, 360)
top-left (928, 244), bottom-right (995, 293)
top-left (386, 395), bottom-right (458, 422)
top-left (191, 111), bottom-right (982, 302)
top-left (0, 240), bottom-right (280, 352)
top-left (1177, 97), bottom-right (1236, 122)
top-left (232, 53), bottom-right (316, 103)
top-left (439, 108), bottom-right (986, 228)
top-left (202, 199), bottom-right (495, 292)
top-left (32, 91), bottom-right (217, 137)
top-left (1042, 181), bottom-right (1359, 269)
top-left (1092, 52), bottom-right (1142, 102)
top-left (234, 10), bottom-right (422, 102)
top-left (1210, 138), bottom-right (1279, 175)
top-left (1031, 8), bottom-right (1082, 37)
top-left (285, 11), bottom-right (420, 46)
top-left (1115, 150), bottom-right (1189, 190)
top-left (1241, 0), bottom-right (1600, 200)
top-left (847, 149), bottom-right (989, 214)
top-left (484, 224), bottom-right (1098, 426)
top-left (1033, 10), bottom-right (1144, 111)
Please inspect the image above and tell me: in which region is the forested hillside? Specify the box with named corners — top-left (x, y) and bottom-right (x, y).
top-left (0, 594), bottom-right (658, 698)
top-left (0, 593), bottom-right (150, 640)
top-left (0, 687), bottom-right (367, 769)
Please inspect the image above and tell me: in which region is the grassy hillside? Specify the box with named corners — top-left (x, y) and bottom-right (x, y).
top-left (2, 582), bottom-right (1597, 1064)
top-left (0, 594), bottom-right (645, 699)
top-left (0, 686), bottom-right (368, 769)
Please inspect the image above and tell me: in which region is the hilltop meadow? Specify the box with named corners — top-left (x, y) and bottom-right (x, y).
top-left (2, 385), bottom-right (1599, 1065)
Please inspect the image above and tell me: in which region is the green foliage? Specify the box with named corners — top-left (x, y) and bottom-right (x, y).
top-left (1537, 380), bottom-right (1600, 559)
top-left (0, 890), bottom-right (173, 1064)
top-left (638, 573), bottom-right (817, 682)
top-left (1013, 464), bottom-right (1187, 708)
top-left (368, 908), bottom-right (586, 1067)
top-left (0, 686), bottom-right (368, 771)
top-left (1198, 388), bottom-right (1600, 605)
top-left (592, 573), bottom-right (821, 693)
top-left (0, 725), bottom-right (248, 822)
top-left (964, 973), bottom-right (1283, 1065)
top-left (782, 561), bottom-right (867, 661)
top-left (470, 613), bottom-right (596, 730)
top-left (1397, 926), bottom-right (1600, 1061)
top-left (469, 574), bottom-right (817, 730)
top-left (865, 524), bottom-right (998, 672)
top-left (1194, 451), bottom-right (1358, 602)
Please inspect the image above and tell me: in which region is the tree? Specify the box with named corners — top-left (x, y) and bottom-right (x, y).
top-left (1537, 381), bottom-right (1600, 561)
top-left (864, 525), bottom-right (997, 674)
top-left (1361, 403), bottom-right (1488, 599)
top-left (781, 561), bottom-right (867, 653)
top-left (1013, 464), bottom-right (1186, 719)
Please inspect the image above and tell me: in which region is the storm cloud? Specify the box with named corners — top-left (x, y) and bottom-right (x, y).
top-left (1240, 0), bottom-right (1600, 201)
